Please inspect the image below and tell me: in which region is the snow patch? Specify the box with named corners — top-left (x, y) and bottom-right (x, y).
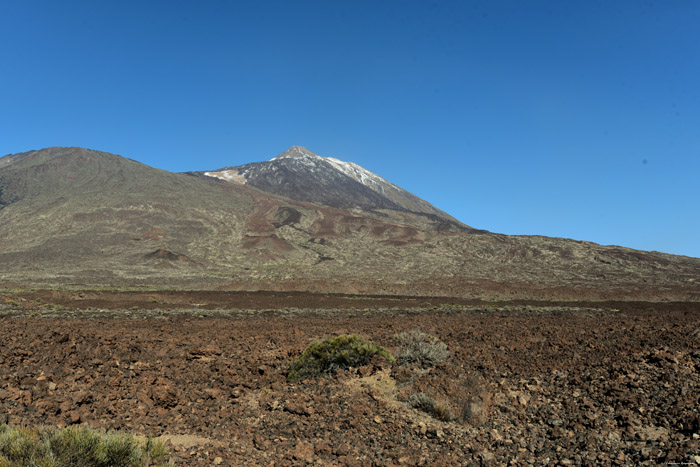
top-left (325, 157), bottom-right (400, 194)
top-left (203, 170), bottom-right (247, 184)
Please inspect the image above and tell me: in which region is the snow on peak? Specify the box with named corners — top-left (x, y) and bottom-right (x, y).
top-left (324, 156), bottom-right (399, 195)
top-left (268, 146), bottom-right (401, 195)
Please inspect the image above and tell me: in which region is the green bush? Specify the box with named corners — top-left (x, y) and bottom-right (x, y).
top-left (0, 424), bottom-right (50, 466)
top-left (0, 423), bottom-right (169, 467)
top-left (287, 334), bottom-right (395, 381)
top-left (394, 330), bottom-right (449, 367)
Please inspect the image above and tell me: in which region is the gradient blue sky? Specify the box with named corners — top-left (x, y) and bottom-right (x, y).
top-left (2, 1), bottom-right (699, 258)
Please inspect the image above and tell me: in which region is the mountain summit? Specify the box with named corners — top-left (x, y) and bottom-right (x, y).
top-left (197, 146), bottom-right (462, 226)
top-left (269, 145), bottom-right (323, 161)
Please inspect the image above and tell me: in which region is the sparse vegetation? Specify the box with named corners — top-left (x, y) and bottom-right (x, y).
top-left (408, 393), bottom-right (453, 421)
top-left (287, 334), bottom-right (395, 381)
top-left (0, 423), bottom-right (169, 467)
top-left (394, 330), bottom-right (449, 367)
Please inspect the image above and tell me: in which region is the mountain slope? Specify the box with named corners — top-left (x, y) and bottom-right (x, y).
top-left (195, 146), bottom-right (463, 226)
top-left (0, 147), bottom-right (253, 279)
top-left (0, 147), bottom-right (698, 300)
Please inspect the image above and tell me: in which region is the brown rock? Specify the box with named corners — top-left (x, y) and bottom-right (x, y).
top-left (203, 388), bottom-right (224, 399)
top-left (293, 441), bottom-right (314, 462)
top-left (637, 426), bottom-right (669, 441)
top-left (136, 390), bottom-right (153, 407)
top-left (72, 391), bottom-right (92, 406)
top-left (253, 436), bottom-right (271, 450)
top-left (59, 400), bottom-right (72, 414)
top-left (314, 440), bottom-right (331, 455)
top-left (337, 455), bottom-right (362, 467)
top-left (517, 393), bottom-right (531, 406)
top-left (284, 401), bottom-right (311, 416)
top-left (335, 443), bottom-right (352, 457)
top-left (150, 381), bottom-right (178, 408)
top-left (68, 410), bottom-right (81, 424)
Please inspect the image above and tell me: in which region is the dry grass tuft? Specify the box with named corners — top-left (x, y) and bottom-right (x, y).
top-left (394, 330), bottom-right (449, 367)
top-left (408, 393), bottom-right (454, 421)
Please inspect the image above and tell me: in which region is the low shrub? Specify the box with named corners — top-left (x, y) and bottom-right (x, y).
top-left (408, 393), bottom-right (453, 421)
top-left (287, 334), bottom-right (395, 381)
top-left (394, 330), bottom-right (449, 367)
top-left (0, 423), bottom-right (169, 467)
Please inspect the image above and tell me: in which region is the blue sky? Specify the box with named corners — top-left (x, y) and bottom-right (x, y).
top-left (2, 1), bottom-right (699, 258)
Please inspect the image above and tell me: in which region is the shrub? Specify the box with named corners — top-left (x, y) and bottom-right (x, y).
top-left (0, 425), bottom-right (50, 466)
top-left (287, 334), bottom-right (395, 381)
top-left (394, 330), bottom-right (449, 367)
top-left (408, 393), bottom-right (453, 421)
top-left (0, 423), bottom-right (169, 467)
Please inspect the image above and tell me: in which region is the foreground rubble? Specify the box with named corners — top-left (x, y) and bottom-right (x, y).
top-left (0, 294), bottom-right (698, 465)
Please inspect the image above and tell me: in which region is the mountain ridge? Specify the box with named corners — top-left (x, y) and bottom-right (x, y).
top-left (0, 146), bottom-right (698, 300)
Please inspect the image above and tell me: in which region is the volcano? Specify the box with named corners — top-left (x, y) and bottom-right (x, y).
top-left (0, 146), bottom-right (698, 300)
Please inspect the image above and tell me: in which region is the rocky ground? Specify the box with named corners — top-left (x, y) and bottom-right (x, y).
top-left (1, 291), bottom-right (699, 465)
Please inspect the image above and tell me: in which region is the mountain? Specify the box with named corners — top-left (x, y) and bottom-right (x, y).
top-left (192, 146), bottom-right (463, 228)
top-left (1, 146), bottom-right (698, 300)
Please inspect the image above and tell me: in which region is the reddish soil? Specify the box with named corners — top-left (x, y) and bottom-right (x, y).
top-left (9, 290), bottom-right (492, 311)
top-left (1, 292), bottom-right (699, 465)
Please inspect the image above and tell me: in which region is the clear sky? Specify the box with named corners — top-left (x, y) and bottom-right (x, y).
top-left (2, 1), bottom-right (699, 258)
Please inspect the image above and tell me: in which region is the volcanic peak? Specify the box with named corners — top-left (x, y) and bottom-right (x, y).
top-left (270, 145), bottom-right (320, 161)
top-left (269, 146), bottom-right (398, 193)
top-left (196, 145), bottom-right (462, 224)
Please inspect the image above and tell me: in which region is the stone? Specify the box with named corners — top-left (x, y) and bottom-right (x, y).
top-left (203, 388), bottom-right (223, 399)
top-left (334, 443), bottom-right (351, 457)
top-left (314, 440), bottom-right (331, 455)
top-left (637, 426), bottom-right (669, 442)
top-left (284, 401), bottom-right (311, 416)
top-left (68, 410), bottom-right (81, 424)
top-left (72, 391), bottom-right (92, 406)
top-left (59, 401), bottom-right (72, 413)
top-left (518, 394), bottom-right (531, 406)
top-left (293, 441), bottom-right (314, 462)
